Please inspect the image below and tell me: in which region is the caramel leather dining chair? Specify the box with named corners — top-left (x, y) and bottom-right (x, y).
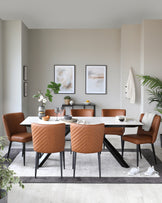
top-left (101, 109), bottom-right (126, 150)
top-left (45, 109), bottom-right (66, 116)
top-left (3, 112), bottom-right (32, 166)
top-left (31, 123), bottom-right (65, 178)
top-left (69, 109), bottom-right (94, 153)
top-left (70, 123), bottom-right (105, 178)
top-left (71, 109), bottom-right (94, 117)
top-left (122, 113), bottom-right (161, 167)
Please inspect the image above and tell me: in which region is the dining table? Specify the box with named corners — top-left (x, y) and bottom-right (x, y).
top-left (21, 116), bottom-right (143, 168)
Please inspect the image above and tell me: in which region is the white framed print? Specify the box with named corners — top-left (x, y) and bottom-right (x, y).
top-left (85, 65), bottom-right (107, 94)
top-left (54, 65), bottom-right (75, 94)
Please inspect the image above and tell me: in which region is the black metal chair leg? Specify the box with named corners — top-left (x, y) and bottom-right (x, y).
top-left (23, 143), bottom-right (25, 166)
top-left (60, 152), bottom-right (63, 178)
top-left (136, 144), bottom-right (139, 167)
top-left (103, 135), bottom-right (106, 149)
top-left (7, 141), bottom-right (12, 158)
top-left (63, 151), bottom-right (65, 169)
top-left (139, 144), bottom-right (142, 159)
top-left (151, 143), bottom-right (157, 164)
top-left (73, 152), bottom-right (77, 178)
top-left (98, 152), bottom-right (101, 178)
top-left (70, 143), bottom-right (72, 154)
top-left (72, 151), bottom-right (74, 169)
top-left (120, 136), bottom-right (123, 152)
top-left (35, 152), bottom-right (39, 178)
top-left (121, 140), bottom-right (125, 157)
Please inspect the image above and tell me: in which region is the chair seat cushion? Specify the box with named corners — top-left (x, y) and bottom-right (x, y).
top-left (11, 132), bottom-right (32, 142)
top-left (122, 134), bottom-right (152, 144)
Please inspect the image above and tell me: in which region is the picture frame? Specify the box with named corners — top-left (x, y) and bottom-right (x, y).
top-left (23, 66), bottom-right (28, 81)
top-left (24, 82), bottom-right (28, 97)
top-left (54, 65), bottom-right (75, 94)
top-left (85, 65), bottom-right (107, 94)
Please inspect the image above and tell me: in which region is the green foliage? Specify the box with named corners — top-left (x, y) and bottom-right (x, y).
top-left (138, 75), bottom-right (162, 90)
top-left (64, 96), bottom-right (71, 100)
top-left (0, 137), bottom-right (24, 199)
top-left (33, 82), bottom-right (61, 104)
top-left (138, 75), bottom-right (162, 114)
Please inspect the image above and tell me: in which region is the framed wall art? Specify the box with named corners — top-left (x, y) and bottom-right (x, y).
top-left (85, 65), bottom-right (107, 94)
top-left (54, 65), bottom-right (75, 94)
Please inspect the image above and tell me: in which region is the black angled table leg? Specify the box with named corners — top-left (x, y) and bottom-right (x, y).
top-left (103, 137), bottom-right (129, 168)
top-left (7, 141), bottom-right (12, 158)
top-left (38, 153), bottom-right (51, 167)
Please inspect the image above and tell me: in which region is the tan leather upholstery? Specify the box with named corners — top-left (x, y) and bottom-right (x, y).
top-left (71, 109), bottom-right (94, 117)
top-left (70, 123), bottom-right (104, 153)
top-left (123, 114), bottom-right (161, 144)
top-left (122, 113), bottom-right (161, 166)
top-left (31, 123), bottom-right (65, 153)
top-left (3, 112), bottom-right (32, 165)
top-left (3, 112), bottom-right (32, 143)
top-left (45, 109), bottom-right (66, 116)
top-left (102, 109), bottom-right (126, 135)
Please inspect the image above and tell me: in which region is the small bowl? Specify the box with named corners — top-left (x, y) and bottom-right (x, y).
top-left (42, 116), bottom-right (50, 121)
top-left (119, 117), bottom-right (125, 122)
top-left (116, 116), bottom-right (126, 122)
top-left (64, 115), bottom-right (72, 120)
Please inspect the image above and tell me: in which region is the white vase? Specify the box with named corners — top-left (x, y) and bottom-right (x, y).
top-left (70, 100), bottom-right (74, 105)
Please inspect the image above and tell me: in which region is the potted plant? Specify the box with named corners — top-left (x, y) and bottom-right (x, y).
top-left (0, 137), bottom-right (24, 202)
top-left (138, 75), bottom-right (162, 114)
top-left (64, 96), bottom-right (71, 105)
top-left (138, 75), bottom-right (162, 146)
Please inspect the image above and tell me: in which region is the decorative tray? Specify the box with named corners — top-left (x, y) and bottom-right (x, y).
top-left (60, 118), bottom-right (78, 124)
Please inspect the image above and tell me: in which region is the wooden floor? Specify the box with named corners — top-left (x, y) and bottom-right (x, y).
top-left (6, 134), bottom-right (162, 203)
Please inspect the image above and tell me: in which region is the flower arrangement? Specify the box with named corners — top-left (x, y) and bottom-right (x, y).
top-left (33, 82), bottom-right (61, 106)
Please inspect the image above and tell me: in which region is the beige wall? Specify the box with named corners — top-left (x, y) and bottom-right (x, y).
top-left (21, 22), bottom-right (29, 116)
top-left (28, 29), bottom-right (121, 116)
top-left (120, 24), bottom-right (141, 119)
top-left (2, 20), bottom-right (22, 113)
top-left (142, 20), bottom-right (162, 113)
top-left (0, 19), bottom-right (3, 136)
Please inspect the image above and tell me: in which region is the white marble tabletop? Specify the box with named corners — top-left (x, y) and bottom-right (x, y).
top-left (20, 116), bottom-right (143, 127)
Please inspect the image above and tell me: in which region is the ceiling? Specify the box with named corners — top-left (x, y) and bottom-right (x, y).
top-left (0, 0), bottom-right (162, 29)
